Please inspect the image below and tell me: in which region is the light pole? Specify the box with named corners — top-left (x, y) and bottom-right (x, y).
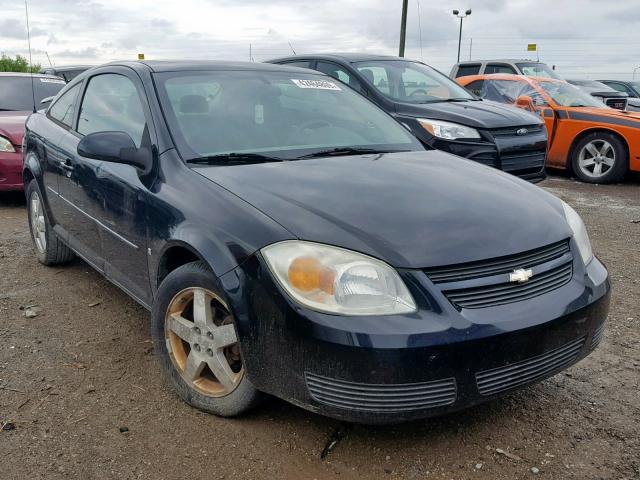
top-left (399, 0), bottom-right (409, 57)
top-left (453, 9), bottom-right (472, 63)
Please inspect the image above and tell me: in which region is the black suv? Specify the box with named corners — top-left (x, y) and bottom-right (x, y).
top-left (269, 54), bottom-right (548, 181)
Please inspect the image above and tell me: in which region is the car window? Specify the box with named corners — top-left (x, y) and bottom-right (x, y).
top-left (516, 62), bottom-right (562, 80)
top-left (485, 64), bottom-right (517, 75)
top-left (315, 61), bottom-right (363, 93)
top-left (354, 60), bottom-right (474, 103)
top-left (155, 70), bottom-right (421, 161)
top-left (606, 82), bottom-right (629, 94)
top-left (479, 79), bottom-right (548, 106)
top-left (48, 83), bottom-right (81, 127)
top-left (0, 76), bottom-right (65, 111)
top-left (454, 64), bottom-right (481, 78)
top-left (281, 60), bottom-right (312, 69)
top-left (538, 81), bottom-right (606, 108)
top-left (464, 80), bottom-right (484, 96)
top-left (78, 74), bottom-right (146, 147)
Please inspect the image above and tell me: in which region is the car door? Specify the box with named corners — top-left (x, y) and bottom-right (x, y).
top-left (73, 69), bottom-right (153, 303)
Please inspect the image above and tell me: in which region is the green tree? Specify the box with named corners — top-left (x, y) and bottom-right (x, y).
top-left (0, 54), bottom-right (40, 73)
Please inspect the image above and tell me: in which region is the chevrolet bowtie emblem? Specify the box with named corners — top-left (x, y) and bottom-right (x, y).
top-left (510, 268), bottom-right (533, 283)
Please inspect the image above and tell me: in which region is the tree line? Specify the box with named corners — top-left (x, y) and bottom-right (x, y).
top-left (0, 54), bottom-right (40, 73)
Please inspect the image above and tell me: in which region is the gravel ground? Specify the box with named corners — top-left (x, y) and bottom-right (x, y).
top-left (0, 174), bottom-right (638, 480)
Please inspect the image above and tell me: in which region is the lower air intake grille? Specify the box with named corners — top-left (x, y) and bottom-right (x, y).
top-left (591, 322), bottom-right (606, 349)
top-left (476, 336), bottom-right (585, 396)
top-left (444, 261), bottom-right (573, 309)
top-left (305, 372), bottom-right (457, 412)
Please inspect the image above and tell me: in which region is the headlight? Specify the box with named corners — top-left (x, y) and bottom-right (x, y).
top-left (261, 241), bottom-right (416, 316)
top-left (417, 119), bottom-right (481, 140)
top-left (562, 201), bottom-right (593, 265)
top-left (0, 136), bottom-right (15, 153)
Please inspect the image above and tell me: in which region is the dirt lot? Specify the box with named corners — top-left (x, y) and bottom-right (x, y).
top-left (0, 175), bottom-right (638, 480)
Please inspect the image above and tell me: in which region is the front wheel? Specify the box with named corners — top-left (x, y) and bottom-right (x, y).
top-left (151, 261), bottom-right (262, 416)
top-left (571, 132), bottom-right (628, 184)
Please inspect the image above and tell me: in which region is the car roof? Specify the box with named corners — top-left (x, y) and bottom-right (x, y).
top-left (44, 65), bottom-right (92, 71)
top-left (457, 59), bottom-right (544, 65)
top-left (268, 53), bottom-right (414, 64)
top-left (457, 73), bottom-right (565, 85)
top-left (98, 60), bottom-right (326, 74)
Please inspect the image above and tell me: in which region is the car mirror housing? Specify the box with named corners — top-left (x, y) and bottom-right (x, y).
top-left (516, 95), bottom-right (536, 112)
top-left (77, 131), bottom-right (153, 172)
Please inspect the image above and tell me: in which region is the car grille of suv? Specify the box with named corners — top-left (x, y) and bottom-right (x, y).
top-left (500, 151), bottom-right (546, 174)
top-left (425, 240), bottom-right (573, 309)
top-left (605, 98), bottom-right (628, 110)
top-left (475, 336), bottom-right (585, 396)
top-left (305, 372), bottom-right (457, 412)
top-left (490, 124), bottom-right (544, 137)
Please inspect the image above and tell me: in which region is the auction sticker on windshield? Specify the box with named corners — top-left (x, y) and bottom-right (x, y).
top-left (291, 79), bottom-right (341, 90)
top-left (39, 78), bottom-right (66, 84)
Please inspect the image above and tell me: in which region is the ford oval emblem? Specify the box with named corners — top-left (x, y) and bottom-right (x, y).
top-left (516, 128), bottom-right (529, 136)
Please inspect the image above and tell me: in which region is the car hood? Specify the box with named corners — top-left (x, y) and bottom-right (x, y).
top-left (0, 111), bottom-right (29, 145)
top-left (194, 151), bottom-right (571, 269)
top-left (393, 99), bottom-right (543, 129)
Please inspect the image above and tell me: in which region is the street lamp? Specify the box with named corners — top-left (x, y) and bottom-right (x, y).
top-left (453, 9), bottom-right (472, 63)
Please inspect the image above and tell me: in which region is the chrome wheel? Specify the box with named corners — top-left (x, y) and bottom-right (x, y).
top-left (165, 288), bottom-right (243, 397)
top-left (578, 139), bottom-right (615, 179)
top-left (30, 191), bottom-right (47, 254)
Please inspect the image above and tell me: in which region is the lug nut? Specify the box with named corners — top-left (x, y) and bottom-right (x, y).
top-left (206, 332), bottom-right (214, 339)
top-left (194, 327), bottom-right (201, 335)
top-left (206, 348), bottom-right (214, 357)
top-left (193, 344), bottom-right (201, 352)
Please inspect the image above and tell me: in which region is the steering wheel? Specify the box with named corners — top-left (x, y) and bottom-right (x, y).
top-left (409, 89), bottom-right (430, 98)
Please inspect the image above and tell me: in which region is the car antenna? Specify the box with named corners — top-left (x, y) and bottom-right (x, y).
top-left (24, 0), bottom-right (36, 113)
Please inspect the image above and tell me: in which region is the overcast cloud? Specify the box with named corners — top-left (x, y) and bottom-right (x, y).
top-left (0, 0), bottom-right (638, 79)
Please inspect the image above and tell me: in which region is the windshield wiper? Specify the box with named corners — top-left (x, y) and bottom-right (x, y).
top-left (297, 147), bottom-right (409, 159)
top-left (186, 152), bottom-right (286, 165)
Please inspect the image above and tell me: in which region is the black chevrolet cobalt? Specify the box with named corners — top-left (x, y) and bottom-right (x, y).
top-left (23, 61), bottom-right (609, 424)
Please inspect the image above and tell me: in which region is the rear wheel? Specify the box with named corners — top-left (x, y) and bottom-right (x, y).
top-left (26, 179), bottom-right (75, 266)
top-left (571, 132), bottom-right (627, 184)
top-left (151, 261), bottom-right (262, 416)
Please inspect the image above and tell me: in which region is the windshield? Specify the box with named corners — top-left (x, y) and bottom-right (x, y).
top-left (154, 70), bottom-right (421, 161)
top-left (516, 62), bottom-right (562, 80)
top-left (353, 60), bottom-right (475, 103)
top-left (538, 81), bottom-right (606, 108)
top-left (0, 76), bottom-right (66, 111)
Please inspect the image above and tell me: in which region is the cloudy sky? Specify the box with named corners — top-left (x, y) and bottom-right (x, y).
top-left (1, 0), bottom-right (638, 80)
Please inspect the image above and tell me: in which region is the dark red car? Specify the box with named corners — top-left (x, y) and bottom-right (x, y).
top-left (0, 73), bottom-right (66, 191)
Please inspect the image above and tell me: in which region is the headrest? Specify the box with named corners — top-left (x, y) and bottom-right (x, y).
top-left (359, 68), bottom-right (375, 84)
top-left (179, 94), bottom-right (208, 114)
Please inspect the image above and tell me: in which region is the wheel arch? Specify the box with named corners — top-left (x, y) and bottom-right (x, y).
top-left (155, 241), bottom-right (208, 290)
top-left (567, 127), bottom-right (630, 174)
top-left (22, 148), bottom-right (42, 186)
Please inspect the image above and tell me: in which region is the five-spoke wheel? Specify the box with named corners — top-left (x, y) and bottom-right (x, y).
top-left (571, 132), bottom-right (627, 184)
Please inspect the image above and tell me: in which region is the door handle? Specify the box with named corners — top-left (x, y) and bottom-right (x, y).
top-left (59, 158), bottom-right (74, 171)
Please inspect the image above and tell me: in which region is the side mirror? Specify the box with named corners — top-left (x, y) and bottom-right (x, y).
top-left (516, 95), bottom-right (536, 112)
top-left (77, 131), bottom-right (153, 173)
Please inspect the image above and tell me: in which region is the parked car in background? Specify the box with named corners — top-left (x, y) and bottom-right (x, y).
top-left (457, 74), bottom-right (640, 183)
top-left (0, 73), bottom-right (65, 191)
top-left (268, 54), bottom-right (548, 181)
top-left (598, 79), bottom-right (640, 99)
top-left (40, 65), bottom-right (91, 83)
top-left (23, 60), bottom-right (609, 424)
top-left (566, 80), bottom-right (639, 111)
top-left (450, 59), bottom-right (562, 80)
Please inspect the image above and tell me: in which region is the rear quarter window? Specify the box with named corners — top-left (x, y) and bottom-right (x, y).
top-left (454, 64), bottom-right (481, 78)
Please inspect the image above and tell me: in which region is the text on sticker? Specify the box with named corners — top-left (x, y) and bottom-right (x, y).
top-left (291, 79), bottom-right (341, 91)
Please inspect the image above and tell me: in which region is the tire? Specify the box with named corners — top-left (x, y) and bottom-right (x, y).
top-left (26, 179), bottom-right (75, 266)
top-left (571, 132), bottom-right (628, 184)
top-left (151, 260), bottom-right (263, 417)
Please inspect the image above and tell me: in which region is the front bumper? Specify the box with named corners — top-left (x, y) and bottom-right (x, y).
top-left (221, 253), bottom-right (610, 424)
top-left (0, 151), bottom-right (24, 191)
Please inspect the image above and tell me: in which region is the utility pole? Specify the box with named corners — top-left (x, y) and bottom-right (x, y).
top-left (453, 9), bottom-right (472, 63)
top-left (399, 0), bottom-right (409, 57)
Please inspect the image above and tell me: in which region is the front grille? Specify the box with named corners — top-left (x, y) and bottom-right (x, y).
top-left (469, 151), bottom-right (497, 167)
top-left (490, 124), bottom-right (544, 136)
top-left (445, 261), bottom-right (573, 309)
top-left (591, 322), bottom-right (606, 349)
top-left (425, 240), bottom-right (570, 284)
top-left (500, 151), bottom-right (546, 173)
top-left (476, 336), bottom-right (586, 396)
top-left (305, 372), bottom-right (457, 412)
top-left (605, 98), bottom-right (627, 110)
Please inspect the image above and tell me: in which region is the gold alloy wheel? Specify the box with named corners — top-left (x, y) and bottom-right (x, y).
top-left (165, 288), bottom-right (244, 397)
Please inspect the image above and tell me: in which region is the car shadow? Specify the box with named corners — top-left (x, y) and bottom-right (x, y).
top-left (0, 191), bottom-right (26, 206)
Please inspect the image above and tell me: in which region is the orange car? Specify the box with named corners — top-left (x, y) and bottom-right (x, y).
top-left (457, 74), bottom-right (640, 183)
